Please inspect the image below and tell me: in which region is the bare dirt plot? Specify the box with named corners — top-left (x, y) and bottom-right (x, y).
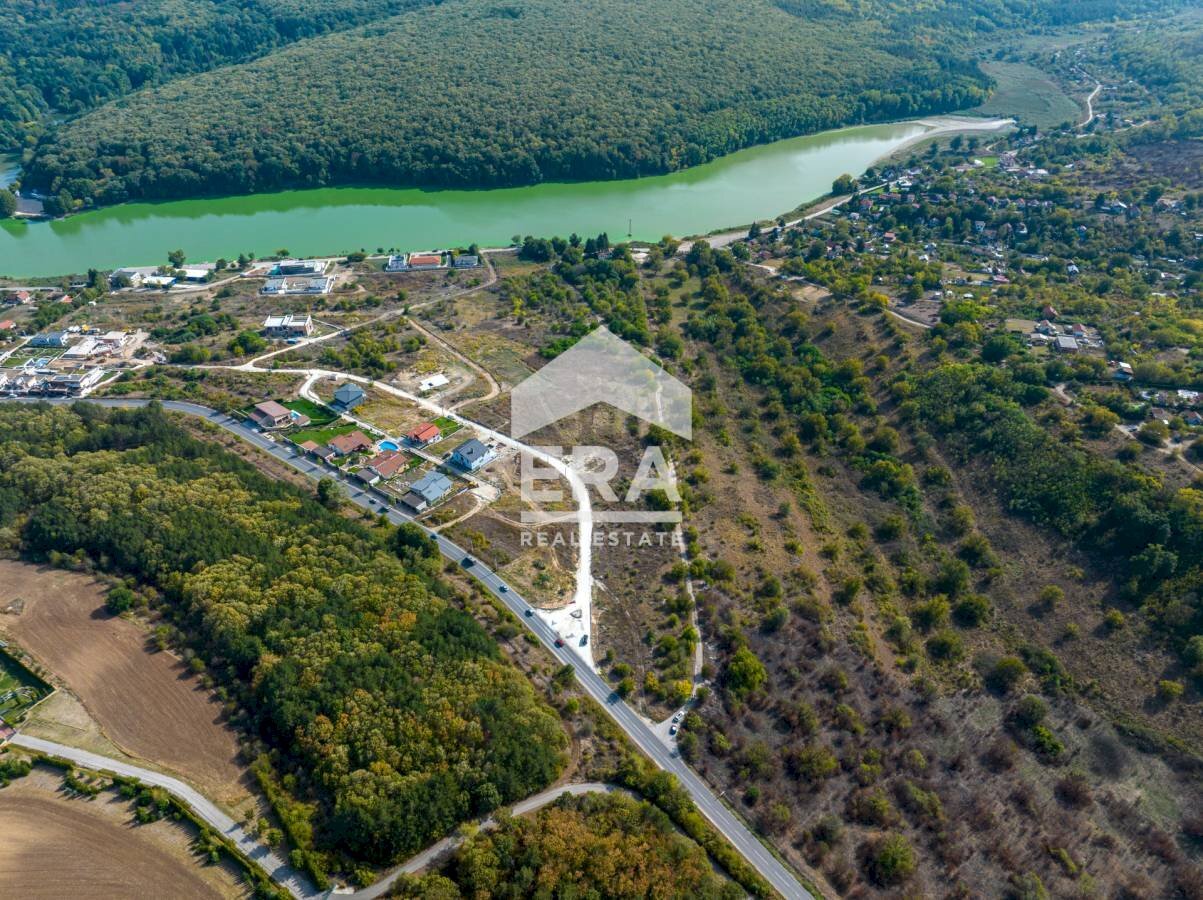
top-left (0, 561), bottom-right (248, 807)
top-left (0, 766), bottom-right (250, 900)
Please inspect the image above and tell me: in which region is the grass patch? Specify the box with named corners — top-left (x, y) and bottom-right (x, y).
top-left (966, 61), bottom-right (1080, 131)
top-left (288, 421), bottom-right (362, 445)
top-left (284, 397), bottom-right (338, 426)
top-left (433, 415), bottom-right (462, 435)
top-left (0, 650), bottom-right (52, 722)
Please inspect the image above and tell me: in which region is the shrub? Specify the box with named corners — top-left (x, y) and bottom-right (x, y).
top-left (1055, 773), bottom-right (1093, 809)
top-left (1104, 609), bottom-right (1127, 631)
top-left (105, 585), bottom-right (137, 615)
top-left (1030, 725), bottom-right (1064, 760)
top-left (912, 596), bottom-right (950, 631)
top-left (1157, 679), bottom-right (1185, 701)
top-left (926, 628), bottom-right (965, 662)
top-left (785, 744), bottom-right (839, 783)
top-left (1038, 585), bottom-right (1064, 610)
top-left (987, 656), bottom-right (1026, 693)
top-left (850, 788), bottom-right (897, 826)
top-left (1011, 695), bottom-right (1048, 728)
top-left (866, 833), bottom-right (916, 886)
top-left (953, 593), bottom-right (991, 627)
top-left (725, 647), bottom-right (767, 700)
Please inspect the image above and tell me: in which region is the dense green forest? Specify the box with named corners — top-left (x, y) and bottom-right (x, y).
top-left (398, 791), bottom-right (742, 898)
top-left (0, 0), bottom-right (438, 151)
top-left (0, 402), bottom-right (566, 878)
top-left (18, 0), bottom-right (1183, 210)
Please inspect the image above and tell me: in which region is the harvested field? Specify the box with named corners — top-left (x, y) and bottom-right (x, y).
top-left (0, 765), bottom-right (250, 899)
top-left (0, 561), bottom-right (247, 806)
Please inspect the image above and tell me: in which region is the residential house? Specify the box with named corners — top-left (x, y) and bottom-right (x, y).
top-left (5, 290), bottom-right (32, 305)
top-left (272, 259), bottom-right (328, 277)
top-left (450, 438), bottom-right (489, 471)
top-left (29, 331), bottom-right (70, 348)
top-left (384, 255), bottom-right (408, 272)
top-left (419, 373), bottom-right (449, 393)
top-left (298, 440), bottom-right (322, 456)
top-left (248, 400), bottom-right (300, 430)
top-left (328, 430), bottom-right (373, 456)
top-left (367, 451), bottom-right (409, 481)
top-left (1184, 411), bottom-right (1203, 427)
top-left (109, 268), bottom-right (145, 288)
top-left (143, 274), bottom-right (177, 289)
top-left (0, 320), bottom-right (15, 332)
top-left (63, 338), bottom-right (99, 359)
top-left (333, 382), bottom-right (366, 411)
top-left (1149, 407), bottom-right (1171, 425)
top-left (403, 471), bottom-right (454, 511)
top-left (1113, 362), bottom-right (1134, 382)
top-left (262, 314), bottom-right (314, 338)
top-left (181, 268), bottom-right (210, 282)
top-left (452, 255), bottom-right (480, 269)
top-left (407, 422), bottom-right (441, 447)
top-left (1054, 335), bottom-right (1080, 353)
top-left (261, 276), bottom-right (335, 295)
top-left (406, 252), bottom-right (444, 270)
top-left (43, 370), bottom-right (104, 396)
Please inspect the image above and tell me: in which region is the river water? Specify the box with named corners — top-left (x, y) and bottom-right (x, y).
top-left (1, 118), bottom-right (965, 278)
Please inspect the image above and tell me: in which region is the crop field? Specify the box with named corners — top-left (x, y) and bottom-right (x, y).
top-left (968, 61), bottom-right (1082, 130)
top-left (0, 561), bottom-right (248, 806)
top-left (0, 765), bottom-right (250, 899)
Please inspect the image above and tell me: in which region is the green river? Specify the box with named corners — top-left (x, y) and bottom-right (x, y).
top-left (0, 119), bottom-right (979, 278)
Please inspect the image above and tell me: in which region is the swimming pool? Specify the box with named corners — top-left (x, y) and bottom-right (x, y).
top-left (378, 440), bottom-right (400, 452)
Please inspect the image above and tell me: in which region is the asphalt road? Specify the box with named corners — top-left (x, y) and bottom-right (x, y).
top-left (9, 733), bottom-right (320, 900)
top-left (10, 397), bottom-right (812, 899)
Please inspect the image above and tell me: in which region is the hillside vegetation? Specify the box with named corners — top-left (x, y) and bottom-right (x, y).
top-left (0, 0), bottom-right (437, 151)
top-left (398, 791), bottom-right (742, 898)
top-left (0, 402), bottom-right (566, 883)
top-left (18, 0), bottom-right (1181, 211)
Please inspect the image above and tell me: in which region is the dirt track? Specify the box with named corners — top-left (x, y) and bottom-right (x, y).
top-left (0, 560), bottom-right (247, 806)
top-left (0, 767), bottom-right (248, 899)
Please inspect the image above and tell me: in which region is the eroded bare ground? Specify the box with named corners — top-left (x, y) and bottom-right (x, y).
top-left (0, 764), bottom-right (250, 899)
top-left (0, 560), bottom-right (250, 808)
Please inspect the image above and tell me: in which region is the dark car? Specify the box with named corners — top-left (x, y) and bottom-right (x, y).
top-left (524, 608), bottom-right (533, 617)
top-left (554, 637), bottom-right (564, 647)
top-left (461, 557), bottom-right (475, 568)
top-left (580, 634), bottom-right (588, 646)
top-left (499, 585), bottom-right (508, 593)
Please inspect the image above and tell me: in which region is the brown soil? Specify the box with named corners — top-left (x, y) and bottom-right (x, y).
top-left (0, 561), bottom-right (248, 807)
top-left (0, 766), bottom-right (249, 899)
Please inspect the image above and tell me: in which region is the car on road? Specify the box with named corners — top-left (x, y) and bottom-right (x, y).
top-left (499, 585), bottom-right (508, 592)
top-left (524, 608), bottom-right (533, 617)
top-left (554, 636), bottom-right (564, 647)
top-left (461, 557), bottom-right (475, 568)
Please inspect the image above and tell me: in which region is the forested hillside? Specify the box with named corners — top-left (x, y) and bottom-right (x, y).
top-left (0, 0), bottom-right (438, 150)
top-left (0, 402), bottom-right (566, 882)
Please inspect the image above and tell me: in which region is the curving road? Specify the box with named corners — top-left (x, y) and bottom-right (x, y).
top-left (9, 732), bottom-right (321, 900)
top-left (8, 396), bottom-right (812, 899)
top-left (345, 783), bottom-right (632, 899)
